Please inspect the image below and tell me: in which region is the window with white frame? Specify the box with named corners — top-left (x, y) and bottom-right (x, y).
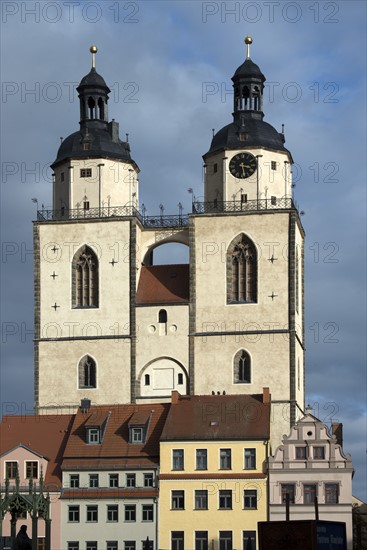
top-left (87, 428), bottom-right (100, 444)
top-left (325, 483), bottom-right (339, 504)
top-left (243, 531), bottom-right (256, 550)
top-left (109, 473), bottom-right (118, 488)
top-left (69, 474), bottom-right (79, 488)
top-left (107, 505), bottom-right (118, 522)
top-left (126, 473), bottom-right (136, 487)
top-left (129, 427), bottom-right (144, 443)
top-left (304, 484), bottom-right (317, 504)
top-left (5, 462), bottom-right (18, 479)
top-left (172, 449), bottom-right (184, 470)
top-left (25, 461), bottom-right (38, 479)
top-left (68, 506), bottom-right (80, 523)
top-left (244, 448), bottom-right (256, 470)
top-left (195, 490), bottom-right (208, 510)
top-left (219, 531), bottom-right (232, 550)
top-left (219, 490), bottom-right (232, 510)
top-left (144, 473), bottom-right (154, 487)
top-left (89, 474), bottom-right (99, 488)
top-left (86, 505), bottom-right (98, 522)
top-left (281, 484), bottom-right (295, 504)
top-left (142, 504), bottom-right (153, 521)
top-left (124, 505), bottom-right (136, 522)
top-left (195, 532), bottom-right (208, 550)
top-left (171, 532), bottom-right (184, 550)
top-left (244, 489), bottom-right (257, 509)
top-left (171, 491), bottom-right (185, 510)
top-left (220, 448), bottom-right (231, 470)
top-left (196, 449), bottom-right (207, 470)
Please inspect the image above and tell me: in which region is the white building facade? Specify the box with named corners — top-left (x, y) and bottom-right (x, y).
top-left (268, 409), bottom-right (354, 548)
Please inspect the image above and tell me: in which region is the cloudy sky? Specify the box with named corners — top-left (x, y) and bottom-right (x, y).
top-left (1, 1), bottom-right (366, 500)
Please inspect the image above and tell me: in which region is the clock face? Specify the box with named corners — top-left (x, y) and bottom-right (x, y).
top-left (229, 152), bottom-right (257, 179)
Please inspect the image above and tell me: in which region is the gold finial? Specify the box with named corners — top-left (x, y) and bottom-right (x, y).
top-left (244, 35), bottom-right (253, 59)
top-left (90, 45), bottom-right (98, 68)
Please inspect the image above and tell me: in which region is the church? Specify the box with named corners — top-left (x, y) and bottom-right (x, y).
top-left (1, 39), bottom-right (356, 550)
top-left (34, 37), bottom-right (304, 448)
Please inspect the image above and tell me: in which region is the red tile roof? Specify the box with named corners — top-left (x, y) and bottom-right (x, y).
top-left (0, 414), bottom-right (74, 488)
top-left (160, 394), bottom-right (270, 441)
top-left (63, 403), bottom-right (170, 462)
top-left (136, 265), bottom-right (189, 304)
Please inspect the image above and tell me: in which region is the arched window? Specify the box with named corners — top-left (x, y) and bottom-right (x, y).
top-left (88, 96), bottom-right (96, 118)
top-left (227, 234), bottom-right (257, 303)
top-left (98, 97), bottom-right (104, 120)
top-left (78, 355), bottom-right (96, 388)
top-left (72, 246), bottom-right (99, 308)
top-left (158, 309), bottom-right (167, 323)
top-left (233, 350), bottom-right (251, 384)
top-left (158, 309), bottom-right (168, 336)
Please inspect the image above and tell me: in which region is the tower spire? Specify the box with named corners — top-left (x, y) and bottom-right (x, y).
top-left (90, 45), bottom-right (97, 69)
top-left (244, 35), bottom-right (253, 59)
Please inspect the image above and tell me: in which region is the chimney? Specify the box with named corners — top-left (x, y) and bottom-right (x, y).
top-left (331, 422), bottom-right (343, 447)
top-left (171, 390), bottom-right (180, 404)
top-left (80, 398), bottom-right (91, 414)
top-left (263, 387), bottom-right (270, 404)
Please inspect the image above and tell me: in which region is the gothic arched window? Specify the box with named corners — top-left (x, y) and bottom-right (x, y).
top-left (227, 234), bottom-right (257, 303)
top-left (72, 246), bottom-right (99, 308)
top-left (78, 355), bottom-right (97, 388)
top-left (233, 350), bottom-right (251, 384)
top-left (88, 96), bottom-right (96, 118)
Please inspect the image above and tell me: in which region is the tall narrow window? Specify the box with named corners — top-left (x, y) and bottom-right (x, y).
top-left (227, 234), bottom-right (257, 303)
top-left (78, 355), bottom-right (97, 389)
top-left (281, 484), bottom-right (295, 504)
top-left (158, 309), bottom-right (167, 323)
top-left (325, 483), bottom-right (339, 504)
top-left (72, 246), bottom-right (99, 308)
top-left (243, 531), bottom-right (256, 550)
top-left (233, 350), bottom-right (251, 383)
top-left (158, 309), bottom-right (167, 336)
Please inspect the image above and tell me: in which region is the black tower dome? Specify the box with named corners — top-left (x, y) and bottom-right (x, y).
top-left (205, 37), bottom-right (290, 157)
top-left (52, 46), bottom-right (133, 168)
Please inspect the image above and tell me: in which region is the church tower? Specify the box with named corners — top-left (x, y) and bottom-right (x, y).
top-left (190, 37), bottom-right (305, 444)
top-left (34, 47), bottom-right (140, 412)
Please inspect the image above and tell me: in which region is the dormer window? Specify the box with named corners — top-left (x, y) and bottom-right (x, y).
top-left (83, 143), bottom-right (90, 151)
top-left (128, 410), bottom-right (151, 444)
top-left (130, 427), bottom-right (144, 443)
top-left (87, 427), bottom-right (100, 444)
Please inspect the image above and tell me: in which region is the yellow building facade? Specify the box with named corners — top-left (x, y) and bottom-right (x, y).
top-left (159, 392), bottom-right (270, 549)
